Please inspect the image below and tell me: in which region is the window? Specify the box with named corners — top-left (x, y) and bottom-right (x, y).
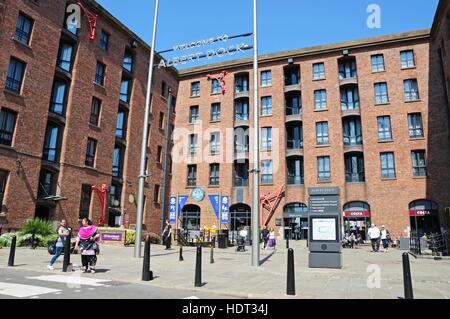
top-left (187, 165), bottom-right (197, 186)
top-left (191, 82), bottom-right (200, 97)
top-left (341, 86), bottom-right (360, 110)
top-left (314, 90), bottom-right (327, 110)
top-left (15, 13), bottom-right (33, 45)
top-left (338, 59), bottom-right (357, 79)
top-left (210, 132), bottom-right (220, 155)
top-left (234, 99), bottom-right (249, 121)
top-left (112, 145), bottom-right (124, 177)
top-left (5, 58), bottom-right (25, 93)
top-left (261, 127), bottom-right (272, 151)
top-left (49, 80), bottom-right (68, 115)
top-left (235, 75), bottom-right (249, 93)
top-left (287, 157), bottom-right (304, 185)
top-left (123, 51), bottom-right (134, 72)
top-left (345, 153), bottom-right (365, 183)
top-left (120, 77), bottom-right (131, 103)
top-left (0, 109), bottom-right (17, 146)
top-left (211, 103), bottom-right (221, 121)
top-left (284, 66), bottom-right (300, 85)
top-left (109, 183), bottom-right (122, 207)
top-left (211, 79), bottom-right (221, 94)
top-left (343, 118), bottom-right (362, 146)
top-left (401, 50), bottom-right (415, 69)
top-left (157, 146), bottom-right (162, 163)
top-left (234, 160), bottom-right (249, 187)
top-left (371, 54), bottom-right (385, 72)
top-left (318, 156), bottom-right (331, 182)
top-left (316, 122), bottom-right (329, 145)
top-left (159, 112), bottom-right (165, 129)
top-left (161, 81), bottom-right (167, 97)
top-left (408, 113), bottom-right (424, 138)
top-left (377, 116), bottom-right (392, 141)
top-left (404, 79), bottom-right (420, 101)
top-left (209, 164), bottom-right (220, 186)
top-left (313, 63), bottom-right (325, 80)
top-left (189, 134), bottom-right (198, 155)
top-left (189, 106), bottom-right (199, 124)
top-left (79, 185), bottom-right (92, 219)
top-left (380, 153), bottom-right (396, 179)
top-left (261, 96), bottom-right (272, 116)
top-left (115, 108), bottom-right (128, 139)
top-left (261, 70), bottom-right (272, 87)
top-left (411, 150), bottom-right (426, 177)
top-left (57, 42), bottom-right (74, 72)
top-left (286, 92), bottom-right (302, 116)
top-left (99, 30), bottom-right (109, 50)
top-left (85, 138), bottom-right (97, 167)
top-left (261, 160), bottom-right (273, 184)
top-left (0, 170), bottom-right (8, 208)
top-left (286, 123), bottom-right (303, 150)
top-left (234, 128), bottom-right (249, 153)
top-left (374, 82), bottom-right (389, 104)
top-left (154, 184), bottom-right (160, 203)
top-left (90, 98), bottom-right (101, 126)
top-left (38, 169), bottom-right (56, 199)
top-left (43, 123), bottom-right (62, 162)
top-left (95, 62), bottom-right (105, 85)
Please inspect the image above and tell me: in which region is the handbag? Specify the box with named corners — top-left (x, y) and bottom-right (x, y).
top-left (47, 241), bottom-right (56, 255)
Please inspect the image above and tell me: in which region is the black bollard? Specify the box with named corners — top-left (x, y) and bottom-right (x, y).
top-left (287, 248), bottom-right (295, 296)
top-left (286, 234), bottom-right (290, 249)
top-left (8, 235), bottom-right (17, 267)
top-left (402, 253), bottom-right (414, 299)
top-left (142, 236), bottom-right (153, 281)
top-left (62, 231), bottom-right (71, 272)
top-left (195, 246), bottom-right (202, 287)
top-left (179, 246), bottom-right (184, 261)
top-left (210, 245), bottom-right (214, 264)
top-left (31, 233), bottom-right (36, 249)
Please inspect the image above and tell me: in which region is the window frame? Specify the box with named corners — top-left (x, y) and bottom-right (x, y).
top-left (261, 70), bottom-right (272, 87)
top-left (408, 113), bottom-right (424, 138)
top-left (95, 61), bottom-right (106, 86)
top-left (15, 12), bottom-right (34, 45)
top-left (401, 50), bottom-right (416, 69)
top-left (316, 122), bottom-right (329, 145)
top-left (5, 57), bottom-right (26, 94)
top-left (313, 63), bottom-right (326, 80)
top-left (371, 54), bottom-right (385, 73)
top-left (411, 150), bottom-right (427, 177)
top-left (191, 82), bottom-right (200, 97)
top-left (314, 89), bottom-right (327, 110)
top-left (380, 152), bottom-right (396, 179)
top-left (85, 138), bottom-right (97, 167)
top-left (374, 82), bottom-right (389, 105)
top-left (209, 163), bottom-right (220, 186)
top-left (377, 116), bottom-right (392, 141)
top-left (0, 108), bottom-right (17, 146)
top-left (317, 156), bottom-right (331, 182)
top-left (261, 96), bottom-right (272, 116)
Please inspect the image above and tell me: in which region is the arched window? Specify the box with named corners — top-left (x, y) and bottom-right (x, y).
top-left (230, 204), bottom-right (251, 231)
top-left (283, 203), bottom-right (308, 217)
top-left (181, 205), bottom-right (201, 230)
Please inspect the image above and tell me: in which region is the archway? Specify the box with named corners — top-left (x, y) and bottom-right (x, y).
top-left (229, 203), bottom-right (251, 243)
top-left (181, 204), bottom-right (201, 231)
top-left (343, 201), bottom-right (371, 240)
top-left (283, 203), bottom-right (308, 240)
top-left (409, 200), bottom-right (439, 236)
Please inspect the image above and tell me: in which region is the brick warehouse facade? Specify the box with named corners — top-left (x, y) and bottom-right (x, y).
top-left (1, 0), bottom-right (449, 240)
top-left (171, 13), bottom-right (450, 240)
top-left (0, 0), bottom-right (177, 233)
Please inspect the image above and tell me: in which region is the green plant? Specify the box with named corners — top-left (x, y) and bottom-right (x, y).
top-left (125, 230), bottom-right (135, 245)
top-left (0, 233), bottom-right (18, 247)
top-left (19, 218), bottom-right (54, 237)
top-left (42, 233), bottom-right (59, 247)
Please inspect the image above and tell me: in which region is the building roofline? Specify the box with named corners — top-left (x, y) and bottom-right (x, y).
top-left (178, 29), bottom-right (431, 78)
top-left (84, 0), bottom-right (179, 77)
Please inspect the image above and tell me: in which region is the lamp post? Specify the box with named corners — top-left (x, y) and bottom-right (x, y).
top-left (135, 0), bottom-right (159, 258)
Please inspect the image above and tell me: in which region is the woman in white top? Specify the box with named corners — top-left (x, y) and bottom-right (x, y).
top-left (380, 225), bottom-right (390, 252)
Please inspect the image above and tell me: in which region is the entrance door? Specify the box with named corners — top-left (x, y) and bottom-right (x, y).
top-left (35, 205), bottom-right (50, 220)
top-left (230, 204), bottom-right (251, 243)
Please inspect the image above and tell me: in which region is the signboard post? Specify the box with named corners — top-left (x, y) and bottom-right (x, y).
top-left (308, 187), bottom-right (342, 269)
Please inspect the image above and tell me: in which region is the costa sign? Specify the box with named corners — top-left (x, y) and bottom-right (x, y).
top-left (344, 211), bottom-right (370, 217)
top-left (409, 210), bottom-right (435, 216)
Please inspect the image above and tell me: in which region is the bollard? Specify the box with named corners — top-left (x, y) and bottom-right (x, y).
top-left (179, 246), bottom-right (184, 261)
top-left (142, 236), bottom-right (153, 281)
top-left (195, 246), bottom-right (202, 287)
top-left (210, 245), bottom-right (214, 264)
top-left (402, 252), bottom-right (414, 299)
top-left (31, 233), bottom-right (37, 249)
top-left (286, 234), bottom-right (290, 249)
top-left (287, 248), bottom-right (295, 296)
top-left (8, 235), bottom-right (17, 267)
top-left (62, 231), bottom-right (71, 272)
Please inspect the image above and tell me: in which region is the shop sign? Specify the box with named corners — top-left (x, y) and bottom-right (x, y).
top-left (409, 210), bottom-right (435, 216)
top-left (344, 211), bottom-right (370, 217)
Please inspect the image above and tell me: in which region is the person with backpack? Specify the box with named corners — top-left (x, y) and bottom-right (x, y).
top-left (47, 219), bottom-right (70, 270)
top-left (74, 218), bottom-right (100, 274)
top-left (380, 225), bottom-right (391, 252)
top-left (261, 226), bottom-right (269, 249)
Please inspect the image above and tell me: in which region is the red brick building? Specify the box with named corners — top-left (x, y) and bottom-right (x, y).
top-left (0, 0), bottom-right (177, 234)
top-left (171, 17), bottom-right (450, 240)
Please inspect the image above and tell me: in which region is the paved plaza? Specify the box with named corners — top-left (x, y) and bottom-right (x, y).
top-left (1, 241), bottom-right (450, 299)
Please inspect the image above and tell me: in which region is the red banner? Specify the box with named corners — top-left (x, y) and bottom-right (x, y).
top-left (344, 211), bottom-right (370, 217)
top-left (409, 210), bottom-right (435, 216)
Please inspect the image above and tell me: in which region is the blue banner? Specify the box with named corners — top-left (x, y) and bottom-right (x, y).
top-left (178, 195), bottom-right (188, 218)
top-left (208, 195), bottom-right (220, 220)
top-left (220, 196), bottom-right (229, 225)
top-left (169, 196), bottom-right (177, 224)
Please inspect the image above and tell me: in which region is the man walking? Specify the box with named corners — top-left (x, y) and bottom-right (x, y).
top-left (261, 226), bottom-right (269, 249)
top-left (368, 224), bottom-right (381, 252)
top-left (47, 219), bottom-right (70, 270)
top-left (163, 220), bottom-right (172, 250)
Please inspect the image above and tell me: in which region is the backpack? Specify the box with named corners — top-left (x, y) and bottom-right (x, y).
top-left (47, 240), bottom-right (56, 255)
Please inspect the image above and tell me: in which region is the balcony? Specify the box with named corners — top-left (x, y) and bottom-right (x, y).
top-left (287, 175), bottom-right (304, 186)
top-left (233, 177), bottom-right (249, 187)
top-left (339, 76), bottom-right (358, 86)
top-left (341, 107), bottom-right (360, 117)
top-left (284, 83), bottom-right (301, 93)
top-left (285, 107), bottom-right (302, 122)
top-left (345, 173), bottom-right (365, 183)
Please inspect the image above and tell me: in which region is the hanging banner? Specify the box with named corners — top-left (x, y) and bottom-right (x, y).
top-left (220, 196), bottom-right (229, 225)
top-left (169, 196), bottom-right (177, 223)
top-left (178, 195), bottom-right (189, 218)
top-left (208, 195), bottom-right (220, 220)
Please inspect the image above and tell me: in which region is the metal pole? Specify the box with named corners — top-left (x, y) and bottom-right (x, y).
top-left (251, 0), bottom-right (260, 267)
top-left (135, 0), bottom-right (159, 258)
top-left (160, 88), bottom-right (172, 238)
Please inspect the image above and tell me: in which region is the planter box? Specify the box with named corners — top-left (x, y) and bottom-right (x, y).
top-left (97, 227), bottom-right (127, 246)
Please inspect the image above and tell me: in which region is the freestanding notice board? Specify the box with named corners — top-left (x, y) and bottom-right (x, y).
top-left (308, 187), bottom-right (342, 269)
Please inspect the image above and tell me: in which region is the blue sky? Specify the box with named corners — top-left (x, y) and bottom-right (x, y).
top-left (96, 0), bottom-right (439, 69)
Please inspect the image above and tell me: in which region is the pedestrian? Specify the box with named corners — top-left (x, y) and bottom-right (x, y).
top-left (380, 225), bottom-right (390, 252)
top-left (368, 224), bottom-right (381, 252)
top-left (261, 226), bottom-right (269, 249)
top-left (268, 228), bottom-right (276, 249)
top-left (74, 218), bottom-right (100, 274)
top-left (294, 224), bottom-right (300, 241)
top-left (47, 219), bottom-right (70, 270)
top-left (163, 220), bottom-right (172, 250)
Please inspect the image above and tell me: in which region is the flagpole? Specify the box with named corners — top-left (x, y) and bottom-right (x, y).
top-left (251, 0), bottom-right (260, 267)
top-left (135, 0), bottom-right (159, 258)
